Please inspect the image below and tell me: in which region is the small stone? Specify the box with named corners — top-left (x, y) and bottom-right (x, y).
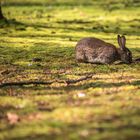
top-left (28, 63), bottom-right (32, 66)
top-left (77, 92), bottom-right (86, 98)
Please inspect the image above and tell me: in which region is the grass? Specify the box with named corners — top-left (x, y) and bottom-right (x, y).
top-left (0, 0), bottom-right (140, 140)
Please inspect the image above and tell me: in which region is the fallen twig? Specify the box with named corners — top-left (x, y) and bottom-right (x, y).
top-left (0, 75), bottom-right (93, 88)
top-left (65, 74), bottom-right (93, 85)
top-left (0, 81), bottom-right (55, 88)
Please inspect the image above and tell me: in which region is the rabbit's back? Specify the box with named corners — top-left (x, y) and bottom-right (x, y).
top-left (76, 37), bottom-right (119, 64)
top-left (76, 37), bottom-right (105, 47)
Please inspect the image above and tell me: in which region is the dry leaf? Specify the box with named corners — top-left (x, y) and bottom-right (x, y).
top-left (77, 92), bottom-right (86, 98)
top-left (7, 112), bottom-right (20, 125)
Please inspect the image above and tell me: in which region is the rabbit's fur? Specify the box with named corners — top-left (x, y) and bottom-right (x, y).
top-left (75, 35), bottom-right (132, 64)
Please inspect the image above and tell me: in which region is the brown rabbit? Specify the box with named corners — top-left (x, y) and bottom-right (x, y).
top-left (75, 35), bottom-right (132, 64)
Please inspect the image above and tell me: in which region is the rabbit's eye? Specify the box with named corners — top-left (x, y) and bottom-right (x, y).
top-left (127, 52), bottom-right (130, 56)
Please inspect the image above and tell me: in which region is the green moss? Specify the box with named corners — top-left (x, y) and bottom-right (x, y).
top-left (0, 0), bottom-right (140, 140)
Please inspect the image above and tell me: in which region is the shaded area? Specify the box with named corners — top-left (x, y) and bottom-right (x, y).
top-left (1, 18), bottom-right (140, 36)
top-left (4, 0), bottom-right (140, 8)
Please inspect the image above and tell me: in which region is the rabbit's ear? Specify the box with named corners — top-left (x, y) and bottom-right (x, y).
top-left (121, 35), bottom-right (126, 49)
top-left (117, 35), bottom-right (122, 47)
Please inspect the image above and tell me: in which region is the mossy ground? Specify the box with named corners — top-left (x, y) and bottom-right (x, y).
top-left (0, 0), bottom-right (140, 140)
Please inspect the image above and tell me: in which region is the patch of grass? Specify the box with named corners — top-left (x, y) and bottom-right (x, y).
top-left (0, 0), bottom-right (140, 140)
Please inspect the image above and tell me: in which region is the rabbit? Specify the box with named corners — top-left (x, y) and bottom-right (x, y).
top-left (75, 35), bottom-right (132, 64)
